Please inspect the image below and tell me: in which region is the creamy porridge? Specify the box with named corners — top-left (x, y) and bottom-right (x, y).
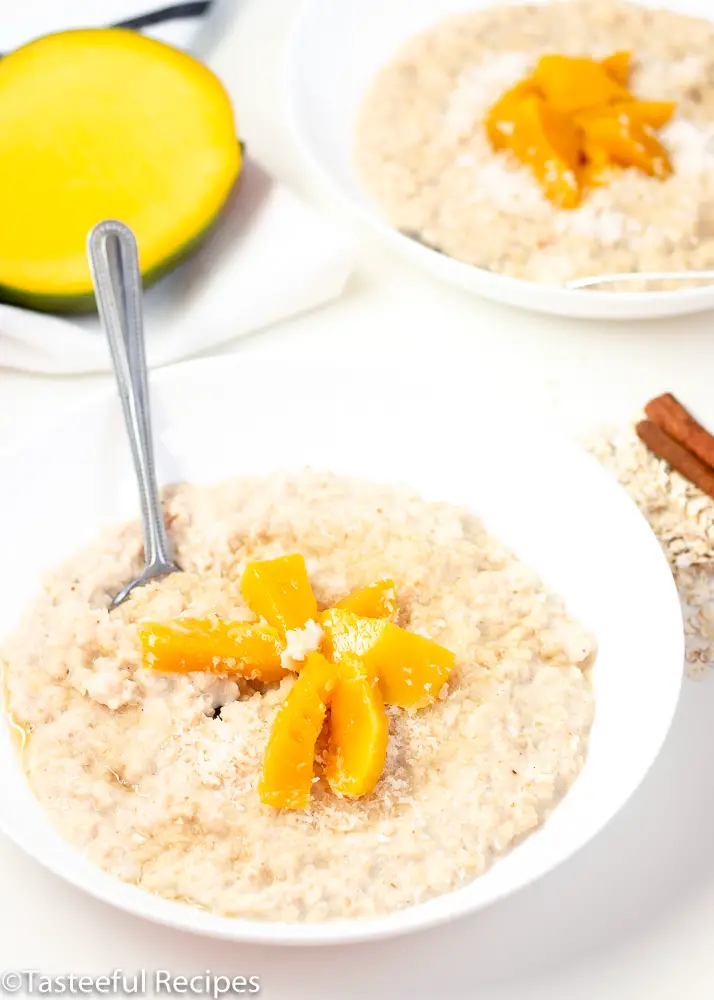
top-left (1, 471), bottom-right (594, 921)
top-left (355, 0), bottom-right (714, 286)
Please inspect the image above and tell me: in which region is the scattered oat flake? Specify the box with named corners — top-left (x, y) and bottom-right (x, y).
top-left (585, 423), bottom-right (714, 679)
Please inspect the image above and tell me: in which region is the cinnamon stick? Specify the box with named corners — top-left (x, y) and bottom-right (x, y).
top-left (636, 419), bottom-right (714, 500)
top-left (644, 393), bottom-right (714, 469)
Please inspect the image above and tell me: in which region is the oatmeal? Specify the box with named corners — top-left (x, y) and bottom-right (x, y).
top-left (1, 471), bottom-right (594, 921)
top-left (587, 426), bottom-right (714, 679)
top-left (355, 0), bottom-right (714, 286)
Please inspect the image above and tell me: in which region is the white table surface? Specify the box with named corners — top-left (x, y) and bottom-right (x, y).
top-left (2, 0), bottom-right (714, 995)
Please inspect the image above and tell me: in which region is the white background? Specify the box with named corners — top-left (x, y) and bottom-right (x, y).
top-left (2, 0), bottom-right (714, 995)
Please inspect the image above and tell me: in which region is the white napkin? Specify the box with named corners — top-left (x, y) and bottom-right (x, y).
top-left (0, 159), bottom-right (354, 374)
top-left (0, 2), bottom-right (355, 374)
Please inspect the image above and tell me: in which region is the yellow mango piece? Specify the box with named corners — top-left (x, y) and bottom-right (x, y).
top-left (241, 554), bottom-right (318, 633)
top-left (335, 578), bottom-right (398, 621)
top-left (325, 655), bottom-right (389, 798)
top-left (506, 94), bottom-right (582, 209)
top-left (600, 51), bottom-right (631, 86)
top-left (139, 618), bottom-right (288, 683)
top-left (534, 54), bottom-right (631, 115)
top-left (580, 137), bottom-right (619, 188)
top-left (485, 79), bottom-right (539, 150)
top-left (580, 116), bottom-right (671, 178)
top-left (614, 100), bottom-right (675, 129)
top-left (321, 609), bottom-right (454, 710)
top-left (259, 652), bottom-right (337, 810)
top-left (577, 100), bottom-right (675, 131)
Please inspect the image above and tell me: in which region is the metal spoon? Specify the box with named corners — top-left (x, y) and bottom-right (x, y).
top-left (87, 220), bottom-right (180, 608)
top-left (566, 269), bottom-right (714, 290)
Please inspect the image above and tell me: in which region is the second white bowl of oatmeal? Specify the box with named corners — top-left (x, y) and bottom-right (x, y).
top-left (285, 0), bottom-right (714, 320)
top-left (0, 357), bottom-right (684, 944)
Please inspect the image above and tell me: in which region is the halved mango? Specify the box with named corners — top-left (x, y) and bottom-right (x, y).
top-left (241, 554), bottom-right (318, 633)
top-left (259, 652), bottom-right (337, 809)
top-left (0, 29), bottom-right (240, 312)
top-left (139, 618), bottom-right (288, 683)
top-left (580, 116), bottom-right (671, 178)
top-left (325, 654), bottom-right (389, 798)
top-left (600, 51), bottom-right (631, 86)
top-left (534, 54), bottom-right (631, 115)
top-left (335, 578), bottom-right (398, 621)
top-left (321, 609), bottom-right (454, 710)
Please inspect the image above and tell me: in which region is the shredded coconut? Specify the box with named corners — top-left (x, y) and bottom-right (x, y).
top-left (280, 619), bottom-right (324, 670)
top-left (444, 52), bottom-right (534, 136)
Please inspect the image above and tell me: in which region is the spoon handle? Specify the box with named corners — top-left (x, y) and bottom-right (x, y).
top-left (567, 269), bottom-right (714, 290)
top-left (87, 220), bottom-right (175, 571)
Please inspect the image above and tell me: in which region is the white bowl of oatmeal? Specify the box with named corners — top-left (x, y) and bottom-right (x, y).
top-left (0, 357), bottom-right (683, 943)
top-left (286, 0), bottom-right (714, 319)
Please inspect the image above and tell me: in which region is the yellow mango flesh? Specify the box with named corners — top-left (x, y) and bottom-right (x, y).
top-left (580, 116), bottom-right (672, 178)
top-left (600, 50), bottom-right (631, 86)
top-left (485, 79), bottom-right (539, 150)
top-left (139, 618), bottom-right (287, 683)
top-left (241, 554), bottom-right (318, 633)
top-left (486, 51), bottom-right (674, 206)
top-left (504, 94), bottom-right (582, 209)
top-left (259, 652), bottom-right (337, 810)
top-left (325, 655), bottom-right (389, 798)
top-left (0, 29), bottom-right (240, 308)
top-left (580, 139), bottom-right (620, 188)
top-left (321, 609), bottom-right (454, 710)
top-left (533, 54), bottom-right (631, 115)
top-left (335, 578), bottom-right (398, 621)
top-left (576, 100), bottom-right (675, 131)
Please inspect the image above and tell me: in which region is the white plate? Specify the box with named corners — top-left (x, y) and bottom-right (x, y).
top-left (0, 356), bottom-right (683, 944)
top-left (285, 0), bottom-right (714, 320)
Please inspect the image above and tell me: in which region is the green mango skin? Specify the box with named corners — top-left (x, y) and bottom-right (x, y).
top-left (0, 203), bottom-right (225, 315)
top-left (0, 143), bottom-right (245, 315)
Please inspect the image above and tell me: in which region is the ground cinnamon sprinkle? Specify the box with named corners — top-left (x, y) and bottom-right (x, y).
top-left (586, 425), bottom-right (714, 679)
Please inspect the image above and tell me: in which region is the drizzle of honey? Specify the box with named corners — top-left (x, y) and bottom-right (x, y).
top-left (0, 659), bottom-right (31, 765)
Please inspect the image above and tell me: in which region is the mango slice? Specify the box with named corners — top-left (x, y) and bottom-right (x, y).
top-left (600, 50), bottom-right (631, 86)
top-left (580, 116), bottom-right (672, 178)
top-left (258, 652), bottom-right (337, 809)
top-left (503, 94), bottom-right (582, 209)
top-left (139, 618), bottom-right (288, 683)
top-left (580, 138), bottom-right (619, 188)
top-left (576, 100), bottom-right (675, 131)
top-left (325, 654), bottom-right (389, 798)
top-left (485, 50), bottom-right (674, 207)
top-left (485, 79), bottom-right (539, 150)
top-left (321, 609), bottom-right (454, 710)
top-left (241, 554), bottom-right (318, 633)
top-left (533, 54), bottom-right (631, 115)
top-left (335, 578), bottom-right (398, 621)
